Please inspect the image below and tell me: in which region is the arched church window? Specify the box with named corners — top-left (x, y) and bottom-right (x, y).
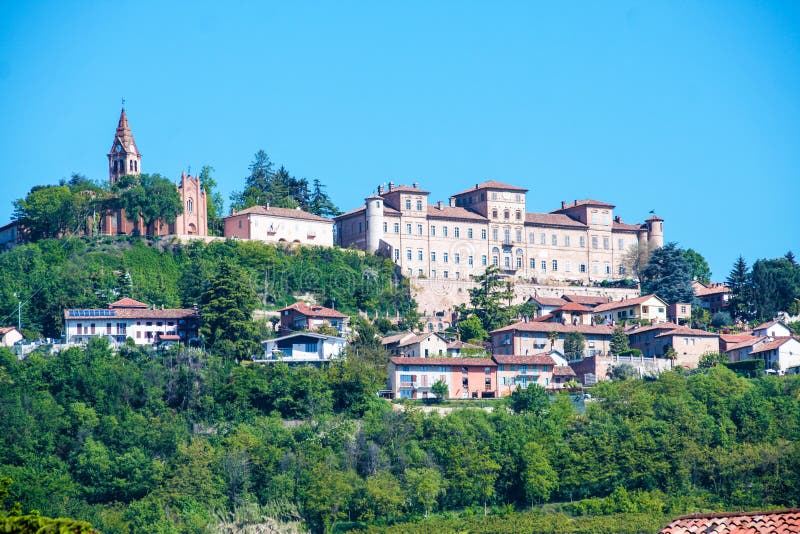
top-left (187, 198), bottom-right (193, 213)
top-left (129, 160), bottom-right (134, 171)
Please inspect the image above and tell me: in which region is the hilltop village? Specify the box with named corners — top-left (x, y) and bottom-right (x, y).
top-left (2, 109), bottom-right (800, 534)
top-left (3, 108), bottom-right (798, 391)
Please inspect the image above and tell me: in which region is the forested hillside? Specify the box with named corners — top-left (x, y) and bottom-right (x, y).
top-left (0, 236), bottom-right (418, 341)
top-left (1, 338), bottom-right (800, 533)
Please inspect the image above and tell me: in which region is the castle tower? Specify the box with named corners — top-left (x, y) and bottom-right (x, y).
top-left (646, 215), bottom-right (664, 251)
top-left (107, 107), bottom-right (141, 185)
top-left (365, 194), bottom-right (384, 253)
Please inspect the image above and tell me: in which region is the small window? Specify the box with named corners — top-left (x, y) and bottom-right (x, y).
top-left (416, 199), bottom-right (423, 211)
top-left (405, 199), bottom-right (411, 210)
top-left (383, 222), bottom-right (388, 232)
top-left (492, 209), bottom-right (498, 218)
top-left (406, 224), bottom-right (412, 234)
top-left (394, 223), bottom-right (399, 233)
top-left (431, 251), bottom-right (436, 262)
top-left (454, 227), bottom-right (460, 238)
top-left (541, 260), bottom-right (546, 271)
top-left (552, 260), bottom-right (558, 271)
top-left (417, 224), bottom-right (423, 235)
top-left (443, 226), bottom-right (449, 237)
top-left (481, 229), bottom-right (487, 240)
top-left (418, 249), bottom-right (423, 260)
top-left (580, 236), bottom-right (586, 248)
top-left (431, 225), bottom-right (436, 236)
top-left (482, 255), bottom-right (487, 266)
top-left (467, 228), bottom-right (473, 239)
top-left (443, 253), bottom-right (449, 263)
top-left (551, 234), bottom-right (557, 246)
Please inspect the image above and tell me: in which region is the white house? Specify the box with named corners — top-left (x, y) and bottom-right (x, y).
top-left (223, 205), bottom-right (334, 246)
top-left (753, 320), bottom-right (793, 338)
top-left (592, 294), bottom-right (668, 325)
top-left (63, 298), bottom-right (199, 346)
top-left (751, 337), bottom-right (800, 373)
top-left (259, 332), bottom-right (346, 364)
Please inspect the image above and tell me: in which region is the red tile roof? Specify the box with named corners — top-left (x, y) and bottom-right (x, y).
top-left (626, 322), bottom-right (682, 334)
top-left (281, 301), bottom-right (347, 319)
top-left (694, 283), bottom-right (731, 297)
top-left (390, 357), bottom-right (496, 367)
top-left (492, 321), bottom-right (614, 335)
top-left (0, 326), bottom-right (20, 336)
top-left (64, 308), bottom-right (197, 320)
top-left (382, 332), bottom-right (414, 345)
top-left (552, 199), bottom-right (616, 210)
top-left (524, 212), bottom-right (587, 228)
top-left (612, 221), bottom-right (642, 232)
top-left (446, 340), bottom-right (484, 350)
top-left (109, 297), bottom-right (148, 309)
top-left (750, 336), bottom-right (795, 354)
top-left (533, 313), bottom-right (555, 322)
top-left (754, 319), bottom-right (786, 331)
top-left (726, 337), bottom-right (766, 352)
top-left (592, 294), bottom-right (664, 313)
top-left (382, 185), bottom-right (430, 194)
top-left (529, 296), bottom-right (567, 307)
top-left (561, 294), bottom-right (611, 306)
top-left (426, 205), bottom-right (488, 221)
top-left (659, 508), bottom-right (800, 534)
top-left (552, 365), bottom-right (576, 376)
top-left (334, 204), bottom-right (401, 219)
top-left (493, 354), bottom-right (555, 365)
top-left (227, 205), bottom-right (332, 222)
top-left (452, 180), bottom-right (528, 196)
top-left (554, 302), bottom-right (593, 313)
top-left (655, 327), bottom-right (719, 338)
top-left (720, 334), bottom-right (756, 344)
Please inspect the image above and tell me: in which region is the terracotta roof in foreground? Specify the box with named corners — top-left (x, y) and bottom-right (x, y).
top-left (452, 180), bottom-right (528, 196)
top-left (226, 205), bottom-right (332, 223)
top-left (694, 283), bottom-right (731, 297)
top-left (529, 296), bottom-right (567, 307)
top-left (659, 508), bottom-right (800, 534)
top-left (554, 302), bottom-right (593, 313)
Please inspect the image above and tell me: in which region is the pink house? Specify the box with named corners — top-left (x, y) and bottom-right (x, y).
top-left (494, 354), bottom-right (557, 396)
top-left (388, 357), bottom-right (497, 399)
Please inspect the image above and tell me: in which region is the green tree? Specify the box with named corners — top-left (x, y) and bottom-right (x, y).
top-left (683, 248), bottom-right (712, 285)
top-left (509, 384), bottom-right (550, 416)
top-left (468, 266), bottom-right (515, 333)
top-left (308, 179), bottom-right (341, 217)
top-left (230, 150), bottom-right (274, 211)
top-left (640, 242), bottom-right (694, 304)
top-left (404, 467), bottom-right (444, 518)
top-left (750, 258), bottom-right (800, 322)
top-left (521, 441), bottom-right (557, 507)
top-left (13, 185), bottom-right (80, 239)
top-left (117, 173), bottom-right (183, 235)
top-left (198, 165), bottom-right (225, 236)
top-left (199, 260), bottom-right (259, 358)
top-left (726, 256), bottom-right (752, 322)
top-left (699, 352), bottom-right (729, 368)
top-left (431, 379), bottom-right (449, 401)
top-left (610, 325), bottom-right (630, 356)
top-left (458, 313), bottom-right (487, 342)
top-left (563, 332), bottom-right (586, 360)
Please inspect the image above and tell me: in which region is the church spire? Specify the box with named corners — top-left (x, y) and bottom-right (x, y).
top-left (107, 107), bottom-right (142, 185)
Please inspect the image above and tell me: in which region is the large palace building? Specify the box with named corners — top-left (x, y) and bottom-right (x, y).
top-left (100, 108), bottom-right (208, 237)
top-left (335, 180), bottom-right (663, 283)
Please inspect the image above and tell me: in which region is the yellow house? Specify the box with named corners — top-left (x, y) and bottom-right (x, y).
top-left (592, 294), bottom-right (668, 325)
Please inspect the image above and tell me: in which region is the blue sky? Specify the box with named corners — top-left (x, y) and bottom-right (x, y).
top-left (0, 1), bottom-right (797, 279)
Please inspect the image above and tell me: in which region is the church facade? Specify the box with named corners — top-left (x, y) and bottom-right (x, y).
top-left (100, 108), bottom-right (207, 237)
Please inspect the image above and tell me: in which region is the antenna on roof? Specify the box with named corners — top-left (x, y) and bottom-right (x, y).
top-left (121, 97), bottom-right (126, 109)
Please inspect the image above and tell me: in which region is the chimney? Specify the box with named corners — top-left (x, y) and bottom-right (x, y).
top-left (437, 200), bottom-right (443, 210)
top-left (412, 182), bottom-right (419, 189)
top-left (561, 200), bottom-right (566, 209)
top-left (574, 199), bottom-right (578, 206)
top-left (377, 185), bottom-right (384, 194)
top-left (449, 197), bottom-right (455, 207)
top-left (475, 183), bottom-right (479, 189)
top-left (388, 181), bottom-right (394, 191)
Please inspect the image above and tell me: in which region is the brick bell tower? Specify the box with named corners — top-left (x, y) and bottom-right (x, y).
top-left (107, 107), bottom-right (141, 185)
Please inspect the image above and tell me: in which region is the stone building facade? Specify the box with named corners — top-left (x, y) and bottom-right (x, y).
top-left (100, 108), bottom-right (207, 237)
top-left (223, 205), bottom-right (333, 246)
top-left (335, 180), bottom-right (663, 284)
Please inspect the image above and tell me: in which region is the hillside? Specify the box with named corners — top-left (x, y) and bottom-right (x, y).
top-left (0, 236), bottom-right (418, 339)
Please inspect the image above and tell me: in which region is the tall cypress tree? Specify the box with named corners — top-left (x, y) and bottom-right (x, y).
top-left (726, 256), bottom-right (752, 322)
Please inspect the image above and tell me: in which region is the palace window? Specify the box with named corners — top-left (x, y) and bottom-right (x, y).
top-left (383, 222), bottom-right (387, 232)
top-left (492, 209), bottom-right (498, 218)
top-left (454, 227), bottom-right (460, 238)
top-left (431, 252), bottom-right (436, 262)
top-left (564, 235), bottom-right (570, 247)
top-left (580, 236), bottom-right (585, 248)
top-left (418, 249), bottom-right (423, 260)
top-left (416, 199), bottom-right (423, 211)
top-left (443, 226), bottom-right (449, 237)
top-left (481, 229), bottom-right (487, 240)
top-left (467, 228), bottom-right (473, 239)
top-left (443, 253), bottom-right (449, 263)
top-left (552, 260), bottom-right (558, 271)
top-left (406, 224), bottom-right (412, 234)
top-left (482, 255), bottom-right (487, 266)
top-left (394, 223), bottom-right (399, 233)
top-left (417, 224), bottom-right (423, 235)
top-left (405, 199), bottom-right (411, 210)
top-left (541, 260), bottom-right (546, 271)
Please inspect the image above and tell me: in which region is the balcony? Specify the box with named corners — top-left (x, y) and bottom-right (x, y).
top-left (400, 381), bottom-right (418, 389)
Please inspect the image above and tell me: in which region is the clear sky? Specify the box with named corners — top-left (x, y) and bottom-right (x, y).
top-left (0, 1), bottom-right (797, 280)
